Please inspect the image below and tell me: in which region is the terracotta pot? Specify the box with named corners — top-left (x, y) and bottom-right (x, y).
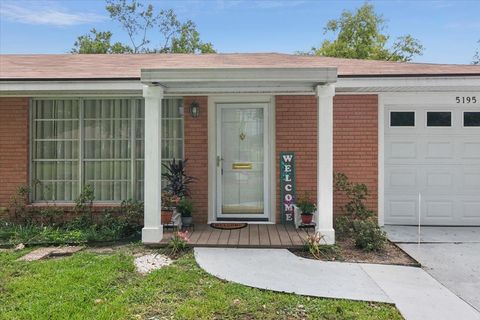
top-left (161, 210), bottom-right (173, 224)
top-left (301, 214), bottom-right (313, 224)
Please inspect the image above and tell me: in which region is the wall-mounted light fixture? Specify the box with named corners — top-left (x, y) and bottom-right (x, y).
top-left (190, 101), bottom-right (200, 118)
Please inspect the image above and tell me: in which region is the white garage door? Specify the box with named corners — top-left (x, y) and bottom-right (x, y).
top-left (384, 105), bottom-right (480, 225)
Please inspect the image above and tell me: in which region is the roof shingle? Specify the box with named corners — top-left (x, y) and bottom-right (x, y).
top-left (1, 53), bottom-right (479, 80)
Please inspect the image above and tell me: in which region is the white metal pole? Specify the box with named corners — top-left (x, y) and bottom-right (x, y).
top-left (418, 192), bottom-right (421, 245)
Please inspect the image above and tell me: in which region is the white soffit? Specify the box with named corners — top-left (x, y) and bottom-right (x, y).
top-left (140, 67), bottom-right (338, 94)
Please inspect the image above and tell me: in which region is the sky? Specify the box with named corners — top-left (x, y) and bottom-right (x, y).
top-left (0, 0), bottom-right (479, 64)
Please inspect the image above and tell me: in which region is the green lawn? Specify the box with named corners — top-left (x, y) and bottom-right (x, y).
top-left (0, 246), bottom-right (403, 320)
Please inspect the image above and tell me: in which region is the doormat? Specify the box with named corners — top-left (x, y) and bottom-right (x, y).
top-left (210, 223), bottom-right (247, 230)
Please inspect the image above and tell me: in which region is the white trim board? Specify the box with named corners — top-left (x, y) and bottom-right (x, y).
top-left (2, 75), bottom-right (479, 96)
top-left (141, 67), bottom-right (338, 83)
top-left (215, 102), bottom-right (270, 220)
top-left (207, 95), bottom-right (276, 223)
top-left (377, 91), bottom-right (480, 226)
top-left (337, 76), bottom-right (480, 93)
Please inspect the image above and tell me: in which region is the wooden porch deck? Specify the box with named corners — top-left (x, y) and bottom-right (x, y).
top-left (159, 224), bottom-right (313, 248)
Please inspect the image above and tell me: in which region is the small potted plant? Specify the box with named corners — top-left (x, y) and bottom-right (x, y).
top-left (177, 198), bottom-right (194, 227)
top-left (161, 192), bottom-right (180, 224)
top-left (296, 192), bottom-right (316, 224)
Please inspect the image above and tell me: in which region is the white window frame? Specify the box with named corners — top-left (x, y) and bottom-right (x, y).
top-left (30, 97), bottom-right (184, 203)
top-left (389, 110), bottom-right (416, 128)
top-left (425, 110), bottom-right (453, 128)
top-left (462, 110), bottom-right (480, 128)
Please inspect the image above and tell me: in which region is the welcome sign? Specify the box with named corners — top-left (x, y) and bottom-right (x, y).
top-left (280, 152), bottom-right (296, 224)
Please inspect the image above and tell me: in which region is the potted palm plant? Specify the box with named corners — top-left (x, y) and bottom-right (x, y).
top-left (162, 159), bottom-right (195, 198)
top-left (161, 159), bottom-right (195, 225)
top-left (296, 192), bottom-right (316, 224)
top-left (177, 198), bottom-right (194, 227)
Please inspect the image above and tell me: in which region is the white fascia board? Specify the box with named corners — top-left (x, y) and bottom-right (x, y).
top-left (157, 83), bottom-right (320, 95)
top-left (141, 67), bottom-right (338, 84)
top-left (0, 80), bottom-right (143, 97)
top-left (336, 76), bottom-right (480, 93)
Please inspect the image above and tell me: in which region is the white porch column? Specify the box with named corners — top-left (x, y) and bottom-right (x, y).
top-left (316, 84), bottom-right (335, 244)
top-left (142, 85), bottom-right (164, 244)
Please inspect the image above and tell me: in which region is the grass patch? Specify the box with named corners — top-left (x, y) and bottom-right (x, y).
top-left (0, 247), bottom-right (403, 319)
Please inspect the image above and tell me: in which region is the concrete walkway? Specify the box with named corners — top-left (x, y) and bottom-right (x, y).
top-left (384, 225), bottom-right (480, 313)
top-left (383, 225), bottom-right (480, 243)
top-left (195, 248), bottom-right (480, 320)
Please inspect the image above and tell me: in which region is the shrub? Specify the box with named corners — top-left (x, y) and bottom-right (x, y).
top-left (8, 185), bottom-right (33, 224)
top-left (120, 199), bottom-right (143, 230)
top-left (352, 220), bottom-right (387, 252)
top-left (1, 183), bottom-right (143, 245)
top-left (334, 216), bottom-right (354, 240)
top-left (75, 184), bottom-right (95, 221)
top-left (35, 228), bottom-right (86, 244)
top-left (38, 207), bottom-right (63, 226)
top-left (334, 172), bottom-right (373, 220)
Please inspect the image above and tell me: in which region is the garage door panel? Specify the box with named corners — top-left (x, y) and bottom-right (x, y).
top-left (387, 167), bottom-right (417, 188)
top-left (386, 197), bottom-right (417, 224)
top-left (387, 140), bottom-right (416, 159)
top-left (463, 202), bottom-right (480, 219)
top-left (424, 200), bottom-right (454, 219)
top-left (463, 142), bottom-right (480, 159)
top-left (425, 141), bottom-right (454, 159)
top-left (463, 171), bottom-right (480, 189)
top-left (385, 105), bottom-right (480, 226)
top-left (426, 172), bottom-right (453, 188)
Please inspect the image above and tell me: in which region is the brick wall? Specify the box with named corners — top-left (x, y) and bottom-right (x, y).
top-left (0, 94), bottom-right (379, 225)
top-left (333, 95), bottom-right (378, 214)
top-left (0, 97), bottom-right (29, 209)
top-left (276, 96), bottom-right (318, 222)
top-left (275, 94), bottom-right (379, 221)
top-left (183, 97), bottom-right (209, 223)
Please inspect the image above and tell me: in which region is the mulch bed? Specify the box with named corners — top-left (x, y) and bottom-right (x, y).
top-left (291, 238), bottom-right (419, 267)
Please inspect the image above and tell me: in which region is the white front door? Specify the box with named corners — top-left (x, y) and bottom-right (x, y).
top-left (216, 103), bottom-right (269, 220)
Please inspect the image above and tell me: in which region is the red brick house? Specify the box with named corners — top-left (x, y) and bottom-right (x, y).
top-left (0, 53), bottom-right (479, 244)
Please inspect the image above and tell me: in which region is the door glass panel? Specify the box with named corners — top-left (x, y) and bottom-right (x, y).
top-left (221, 108), bottom-right (264, 215)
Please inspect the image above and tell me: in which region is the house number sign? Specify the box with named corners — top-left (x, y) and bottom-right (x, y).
top-left (280, 152), bottom-right (296, 224)
top-left (455, 96), bottom-right (477, 104)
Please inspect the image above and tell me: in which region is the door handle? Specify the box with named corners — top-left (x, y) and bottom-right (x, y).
top-left (217, 156), bottom-right (223, 167)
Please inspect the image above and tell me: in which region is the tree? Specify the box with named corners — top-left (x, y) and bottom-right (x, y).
top-left (307, 3), bottom-right (423, 62)
top-left (71, 29), bottom-right (132, 54)
top-left (72, 0), bottom-right (215, 54)
top-left (473, 40), bottom-right (480, 65)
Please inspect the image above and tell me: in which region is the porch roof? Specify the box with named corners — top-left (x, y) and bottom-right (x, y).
top-left (140, 67), bottom-right (337, 94)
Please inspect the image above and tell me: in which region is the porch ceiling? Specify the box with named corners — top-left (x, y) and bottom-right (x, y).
top-left (140, 67), bottom-right (337, 94)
